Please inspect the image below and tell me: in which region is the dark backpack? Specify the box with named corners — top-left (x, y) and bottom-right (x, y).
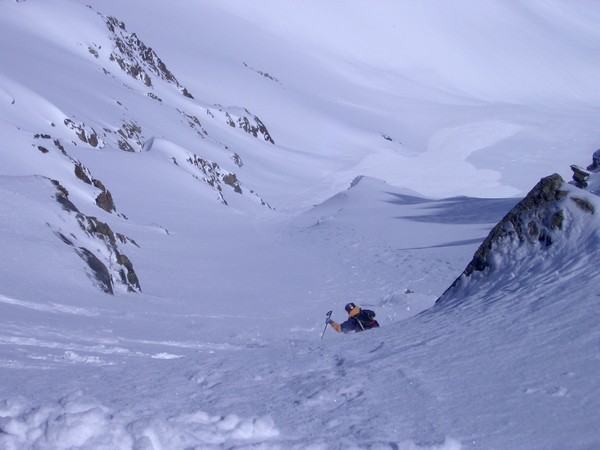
top-left (356, 309), bottom-right (379, 331)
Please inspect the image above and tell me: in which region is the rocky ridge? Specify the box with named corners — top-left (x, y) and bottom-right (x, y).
top-left (437, 154), bottom-right (599, 305)
top-left (52, 179), bottom-right (140, 294)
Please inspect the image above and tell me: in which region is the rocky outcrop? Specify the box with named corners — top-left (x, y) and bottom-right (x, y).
top-left (586, 149), bottom-right (600, 172)
top-left (99, 15), bottom-right (193, 98)
top-left (243, 62), bottom-right (280, 84)
top-left (437, 169), bottom-right (598, 305)
top-left (76, 214), bottom-right (141, 293)
top-left (185, 154), bottom-right (243, 205)
top-left (64, 118), bottom-right (103, 148)
top-left (179, 153), bottom-right (271, 208)
top-left (570, 165), bottom-right (590, 189)
top-left (51, 179), bottom-right (79, 213)
top-left (74, 162), bottom-right (117, 213)
top-left (115, 120), bottom-right (144, 152)
top-left (439, 174), bottom-right (568, 299)
top-left (75, 248), bottom-right (114, 294)
top-left (217, 106), bottom-right (275, 144)
top-left (178, 110), bottom-right (208, 139)
top-left (51, 180), bottom-right (140, 294)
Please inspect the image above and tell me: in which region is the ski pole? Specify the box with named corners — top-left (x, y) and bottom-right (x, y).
top-left (320, 310), bottom-right (332, 340)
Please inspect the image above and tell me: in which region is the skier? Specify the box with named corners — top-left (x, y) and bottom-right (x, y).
top-left (327, 302), bottom-right (379, 333)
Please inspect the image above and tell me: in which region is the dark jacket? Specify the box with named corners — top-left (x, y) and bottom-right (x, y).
top-left (333, 307), bottom-right (379, 333)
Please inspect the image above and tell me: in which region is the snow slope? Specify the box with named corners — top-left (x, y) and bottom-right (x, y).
top-left (1, 175), bottom-right (599, 449)
top-left (3, 0), bottom-right (600, 204)
top-left (78, 0), bottom-right (600, 199)
top-left (1, 0), bottom-right (600, 448)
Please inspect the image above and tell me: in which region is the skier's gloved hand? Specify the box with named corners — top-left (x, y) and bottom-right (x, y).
top-left (326, 318), bottom-right (333, 324)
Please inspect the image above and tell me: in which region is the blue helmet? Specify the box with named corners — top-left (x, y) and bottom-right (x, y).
top-left (345, 302), bottom-right (357, 313)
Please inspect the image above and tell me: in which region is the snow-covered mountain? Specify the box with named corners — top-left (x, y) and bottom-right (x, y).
top-left (1, 1), bottom-right (600, 448)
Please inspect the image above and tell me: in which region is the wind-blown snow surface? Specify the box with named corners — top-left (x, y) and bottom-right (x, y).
top-left (2, 0), bottom-right (600, 448)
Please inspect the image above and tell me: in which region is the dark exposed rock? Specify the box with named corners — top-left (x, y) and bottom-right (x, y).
top-left (219, 108), bottom-right (275, 144)
top-left (223, 173), bottom-right (243, 194)
top-left (236, 111), bottom-right (275, 144)
top-left (147, 92), bottom-right (162, 102)
top-left (232, 153), bottom-right (243, 168)
top-left (95, 189), bottom-right (116, 213)
top-left (92, 179), bottom-right (116, 213)
top-left (184, 154), bottom-right (266, 205)
top-left (550, 210), bottom-right (564, 230)
top-left (178, 110), bottom-right (208, 138)
top-left (74, 162), bottom-right (117, 213)
top-left (55, 231), bottom-right (74, 246)
top-left (49, 178), bottom-right (139, 294)
top-left (571, 197), bottom-right (595, 214)
top-left (80, 215), bottom-right (117, 246)
top-left (76, 247), bottom-right (114, 294)
top-left (243, 62), bottom-right (280, 83)
top-left (75, 214), bottom-right (141, 293)
top-left (116, 120), bottom-right (143, 152)
top-left (88, 133), bottom-right (99, 148)
top-left (118, 139), bottom-right (135, 152)
top-left (586, 149), bottom-right (600, 172)
top-left (64, 118), bottom-right (102, 148)
top-left (116, 233), bottom-right (140, 247)
top-left (101, 15), bottom-right (194, 98)
top-left (225, 114), bottom-right (236, 128)
top-left (116, 252), bottom-right (141, 292)
top-left (51, 179), bottom-right (79, 213)
top-left (186, 155), bottom-right (228, 205)
top-left (74, 162), bottom-right (93, 184)
top-left (31, 131), bottom-right (57, 155)
top-left (570, 165), bottom-right (590, 189)
top-left (53, 139), bottom-right (66, 154)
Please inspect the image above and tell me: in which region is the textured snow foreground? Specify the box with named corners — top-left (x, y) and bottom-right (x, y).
top-left (0, 176), bottom-right (480, 450)
top-left (0, 395), bottom-right (280, 449)
top-left (1, 176), bottom-right (600, 449)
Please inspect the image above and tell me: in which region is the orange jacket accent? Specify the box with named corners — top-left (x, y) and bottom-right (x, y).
top-left (330, 321), bottom-right (342, 332)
